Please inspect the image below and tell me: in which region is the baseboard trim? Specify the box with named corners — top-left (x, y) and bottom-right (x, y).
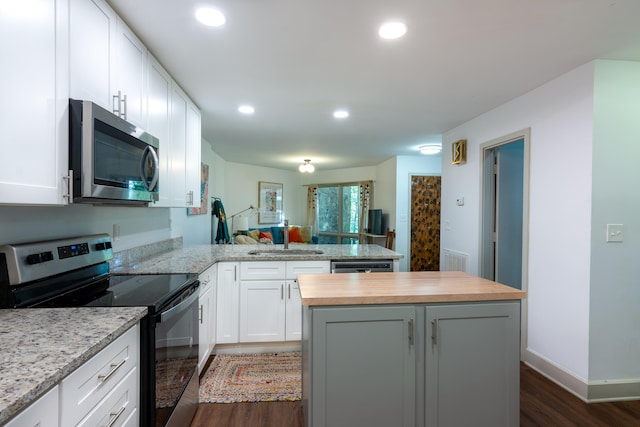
top-left (214, 341), bottom-right (302, 355)
top-left (523, 348), bottom-right (640, 402)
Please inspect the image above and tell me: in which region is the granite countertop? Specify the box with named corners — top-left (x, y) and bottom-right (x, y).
top-left (112, 243), bottom-right (402, 275)
top-left (298, 271), bottom-right (526, 306)
top-left (0, 307), bottom-right (147, 425)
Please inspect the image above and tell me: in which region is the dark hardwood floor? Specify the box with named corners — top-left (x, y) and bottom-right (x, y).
top-left (190, 363), bottom-right (640, 427)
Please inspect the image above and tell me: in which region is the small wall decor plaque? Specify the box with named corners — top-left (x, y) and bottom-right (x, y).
top-left (452, 139), bottom-right (467, 165)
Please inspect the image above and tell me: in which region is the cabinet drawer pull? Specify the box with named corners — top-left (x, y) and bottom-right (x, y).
top-left (408, 319), bottom-right (414, 347)
top-left (288, 283), bottom-right (291, 299)
top-left (281, 284), bottom-right (284, 300)
top-left (102, 406), bottom-right (126, 427)
top-left (98, 359), bottom-right (126, 384)
top-left (431, 319), bottom-right (438, 345)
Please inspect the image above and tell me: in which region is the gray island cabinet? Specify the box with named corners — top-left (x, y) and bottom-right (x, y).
top-left (299, 271), bottom-right (525, 427)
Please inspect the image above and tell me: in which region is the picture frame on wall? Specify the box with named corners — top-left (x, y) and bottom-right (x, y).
top-left (258, 181), bottom-right (283, 223)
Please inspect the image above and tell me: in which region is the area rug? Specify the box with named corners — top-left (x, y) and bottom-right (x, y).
top-left (199, 352), bottom-right (301, 403)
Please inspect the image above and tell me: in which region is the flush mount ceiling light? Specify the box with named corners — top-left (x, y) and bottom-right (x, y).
top-left (419, 143), bottom-right (442, 155)
top-left (378, 21), bottom-right (407, 39)
top-left (299, 159), bottom-right (315, 173)
top-left (238, 105), bottom-right (254, 114)
top-left (333, 109), bottom-right (349, 119)
top-left (195, 7), bottom-right (226, 27)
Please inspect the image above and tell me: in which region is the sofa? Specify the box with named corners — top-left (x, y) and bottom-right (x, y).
top-left (235, 225), bottom-right (318, 244)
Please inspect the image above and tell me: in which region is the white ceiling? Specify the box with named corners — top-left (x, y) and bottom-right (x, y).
top-left (108, 0), bottom-right (640, 172)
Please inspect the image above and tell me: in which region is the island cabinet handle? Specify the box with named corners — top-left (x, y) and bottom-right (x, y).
top-left (408, 319), bottom-right (414, 347)
top-left (102, 406), bottom-right (126, 427)
top-left (281, 284), bottom-right (284, 300)
top-left (431, 319), bottom-right (438, 345)
top-left (98, 359), bottom-right (126, 384)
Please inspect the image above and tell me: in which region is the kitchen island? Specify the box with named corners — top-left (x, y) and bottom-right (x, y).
top-left (299, 271), bottom-right (526, 427)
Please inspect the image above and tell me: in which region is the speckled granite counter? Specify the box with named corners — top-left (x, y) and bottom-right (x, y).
top-left (111, 244), bottom-right (402, 275)
top-left (0, 307), bottom-right (147, 425)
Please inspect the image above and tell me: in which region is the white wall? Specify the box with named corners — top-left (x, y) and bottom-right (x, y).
top-left (395, 155), bottom-right (442, 272)
top-left (589, 60), bottom-right (640, 383)
top-left (442, 62), bottom-right (595, 384)
top-left (0, 203), bottom-right (171, 251)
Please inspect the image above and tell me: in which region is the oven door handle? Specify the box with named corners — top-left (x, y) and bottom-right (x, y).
top-left (159, 285), bottom-right (199, 324)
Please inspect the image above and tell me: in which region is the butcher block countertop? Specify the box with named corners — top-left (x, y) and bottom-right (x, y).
top-left (297, 271), bottom-right (526, 306)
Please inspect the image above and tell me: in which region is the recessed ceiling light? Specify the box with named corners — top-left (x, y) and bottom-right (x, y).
top-left (333, 110), bottom-right (349, 119)
top-left (238, 105), bottom-right (255, 114)
top-left (378, 21), bottom-right (407, 39)
top-left (195, 7), bottom-right (226, 27)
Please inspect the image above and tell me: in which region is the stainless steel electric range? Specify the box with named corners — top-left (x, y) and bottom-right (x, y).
top-left (0, 234), bottom-right (200, 427)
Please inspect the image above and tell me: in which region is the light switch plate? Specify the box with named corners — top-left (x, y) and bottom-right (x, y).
top-left (606, 224), bottom-right (623, 242)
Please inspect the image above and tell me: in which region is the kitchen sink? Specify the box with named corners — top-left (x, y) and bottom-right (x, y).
top-left (247, 249), bottom-right (325, 256)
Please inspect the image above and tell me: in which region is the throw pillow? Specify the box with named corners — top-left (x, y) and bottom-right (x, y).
top-left (299, 226), bottom-right (313, 243)
top-left (235, 235), bottom-right (257, 244)
top-left (287, 227), bottom-right (304, 243)
top-left (247, 229), bottom-right (260, 241)
top-left (259, 230), bottom-right (273, 242)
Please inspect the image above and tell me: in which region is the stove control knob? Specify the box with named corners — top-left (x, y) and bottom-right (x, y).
top-left (26, 254), bottom-right (42, 264)
top-left (26, 252), bottom-right (53, 264)
top-left (95, 242), bottom-right (112, 251)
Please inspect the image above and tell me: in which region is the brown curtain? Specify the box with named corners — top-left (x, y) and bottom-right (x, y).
top-left (306, 185), bottom-right (318, 232)
top-left (358, 181), bottom-right (373, 242)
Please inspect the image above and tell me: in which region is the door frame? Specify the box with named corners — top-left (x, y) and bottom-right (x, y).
top-left (479, 128), bottom-right (530, 355)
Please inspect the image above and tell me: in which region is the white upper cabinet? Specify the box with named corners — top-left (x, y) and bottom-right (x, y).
top-left (69, 0), bottom-right (115, 109)
top-left (113, 17), bottom-right (147, 127)
top-left (0, 0), bottom-right (70, 205)
top-left (146, 54), bottom-right (172, 207)
top-left (69, 0), bottom-right (147, 128)
top-left (186, 99), bottom-right (202, 208)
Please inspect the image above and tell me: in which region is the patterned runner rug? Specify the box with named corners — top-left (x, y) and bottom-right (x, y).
top-left (199, 352), bottom-right (301, 403)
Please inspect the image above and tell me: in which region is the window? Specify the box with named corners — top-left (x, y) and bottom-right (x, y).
top-left (316, 183), bottom-right (362, 244)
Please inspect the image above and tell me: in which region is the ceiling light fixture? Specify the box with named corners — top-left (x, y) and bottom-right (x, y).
top-left (333, 110), bottom-right (349, 119)
top-left (298, 159), bottom-right (315, 173)
top-left (195, 7), bottom-right (226, 27)
top-left (419, 143), bottom-right (442, 155)
top-left (379, 21), bottom-right (407, 39)
top-left (238, 105), bottom-right (254, 114)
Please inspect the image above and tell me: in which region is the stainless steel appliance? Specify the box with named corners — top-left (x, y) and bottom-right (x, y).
top-left (330, 259), bottom-right (394, 273)
top-left (0, 234), bottom-right (199, 427)
top-left (69, 99), bottom-right (160, 205)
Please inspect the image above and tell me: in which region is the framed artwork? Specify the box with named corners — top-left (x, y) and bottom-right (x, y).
top-left (452, 139), bottom-right (467, 165)
top-left (187, 162), bottom-right (209, 215)
top-left (258, 181), bottom-right (283, 223)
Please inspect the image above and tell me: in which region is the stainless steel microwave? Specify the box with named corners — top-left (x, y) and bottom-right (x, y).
top-left (69, 99), bottom-right (159, 205)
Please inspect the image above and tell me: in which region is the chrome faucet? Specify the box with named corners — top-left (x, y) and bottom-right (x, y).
top-left (284, 219), bottom-right (289, 249)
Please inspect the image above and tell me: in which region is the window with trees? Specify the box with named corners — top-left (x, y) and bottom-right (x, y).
top-left (316, 183), bottom-right (362, 244)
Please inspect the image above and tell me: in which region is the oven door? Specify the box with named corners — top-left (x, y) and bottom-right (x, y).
top-left (153, 282), bottom-right (199, 427)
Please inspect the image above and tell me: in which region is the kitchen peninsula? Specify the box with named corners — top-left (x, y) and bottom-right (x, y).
top-left (299, 271), bottom-right (526, 427)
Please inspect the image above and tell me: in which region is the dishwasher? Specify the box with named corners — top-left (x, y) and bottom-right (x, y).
top-left (330, 259), bottom-right (394, 273)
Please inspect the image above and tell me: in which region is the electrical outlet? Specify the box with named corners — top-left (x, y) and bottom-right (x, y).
top-left (606, 224), bottom-right (623, 243)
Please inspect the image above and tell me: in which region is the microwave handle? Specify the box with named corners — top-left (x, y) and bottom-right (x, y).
top-left (140, 146), bottom-right (159, 191)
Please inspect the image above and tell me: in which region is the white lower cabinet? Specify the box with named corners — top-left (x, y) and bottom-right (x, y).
top-left (60, 324), bottom-right (139, 427)
top-left (198, 264), bottom-right (216, 374)
top-left (5, 386), bottom-right (59, 427)
top-left (5, 324), bottom-right (139, 427)
top-left (216, 262), bottom-right (240, 344)
top-left (238, 261), bottom-right (330, 343)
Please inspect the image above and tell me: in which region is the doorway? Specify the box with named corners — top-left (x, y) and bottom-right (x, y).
top-left (480, 129), bottom-right (529, 291)
top-left (410, 175), bottom-right (441, 271)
